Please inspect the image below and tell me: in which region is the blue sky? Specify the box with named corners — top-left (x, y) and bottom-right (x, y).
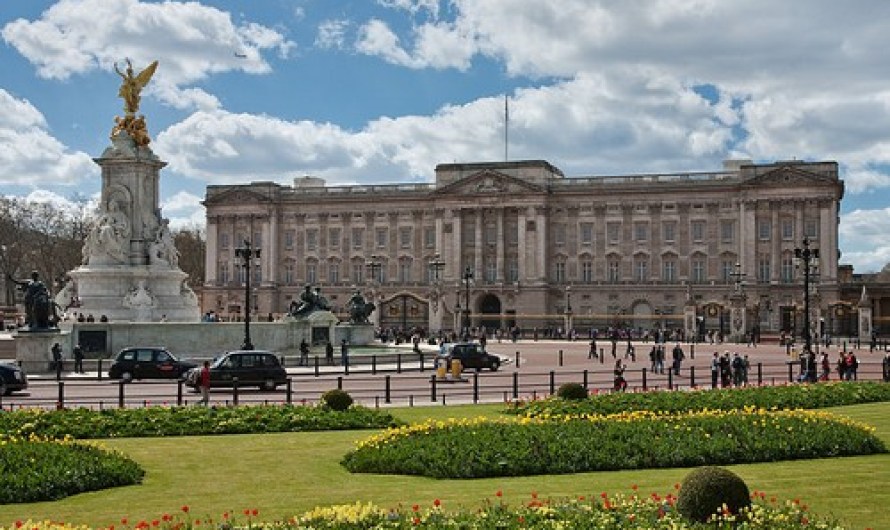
top-left (2, 0), bottom-right (890, 273)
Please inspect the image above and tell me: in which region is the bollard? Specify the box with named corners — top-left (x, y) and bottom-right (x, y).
top-left (690, 343), bottom-right (695, 359)
top-left (515, 351), bottom-right (521, 368)
top-left (314, 356), bottom-right (319, 377)
top-left (233, 377), bottom-right (239, 406)
top-left (430, 375), bottom-right (437, 402)
top-left (668, 370), bottom-right (673, 390)
top-left (375, 396), bottom-right (379, 409)
top-left (177, 380), bottom-right (183, 406)
top-left (337, 376), bottom-right (343, 390)
top-left (559, 349), bottom-right (564, 366)
top-left (690, 366), bottom-right (696, 388)
top-left (57, 381), bottom-right (65, 410)
top-left (118, 380), bottom-right (125, 408)
top-left (549, 370), bottom-right (555, 395)
top-left (98, 359), bottom-right (104, 380)
top-left (419, 353), bottom-right (425, 372)
top-left (286, 378), bottom-right (293, 404)
top-left (600, 348), bottom-right (605, 364)
top-left (344, 357), bottom-right (350, 376)
top-left (385, 375), bottom-right (392, 404)
top-left (788, 362), bottom-right (794, 383)
top-left (583, 369), bottom-right (588, 389)
top-left (397, 354), bottom-right (402, 373)
top-left (473, 372), bottom-right (479, 403)
top-left (280, 355), bottom-right (285, 367)
top-left (372, 355), bottom-right (377, 375)
top-left (512, 372), bottom-right (519, 399)
top-left (642, 368), bottom-right (647, 391)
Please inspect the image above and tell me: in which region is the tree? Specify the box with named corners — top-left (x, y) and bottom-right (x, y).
top-left (174, 225), bottom-right (206, 287)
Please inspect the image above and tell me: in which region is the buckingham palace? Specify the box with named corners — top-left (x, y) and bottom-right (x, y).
top-left (202, 158), bottom-right (847, 340)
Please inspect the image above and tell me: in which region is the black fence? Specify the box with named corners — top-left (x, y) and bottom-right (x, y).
top-left (1, 360), bottom-right (886, 411)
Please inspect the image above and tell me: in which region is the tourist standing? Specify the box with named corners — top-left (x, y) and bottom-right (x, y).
top-left (299, 339), bottom-right (310, 366)
top-left (198, 361), bottom-right (211, 406)
top-left (672, 343), bottom-right (685, 376)
top-left (613, 359), bottom-right (627, 392)
top-left (710, 352), bottom-right (720, 388)
top-left (73, 343), bottom-right (84, 374)
top-left (325, 341), bottom-right (334, 365)
top-left (51, 342), bottom-right (63, 380)
top-left (340, 339), bottom-right (349, 367)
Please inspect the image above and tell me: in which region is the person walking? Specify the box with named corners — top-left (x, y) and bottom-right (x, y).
top-left (672, 343), bottom-right (685, 376)
top-left (299, 339), bottom-right (310, 366)
top-left (325, 341), bottom-right (334, 365)
top-left (73, 343), bottom-right (84, 374)
top-left (51, 342), bottom-right (63, 380)
top-left (198, 360), bottom-right (211, 406)
top-left (710, 352), bottom-right (720, 389)
top-left (613, 359), bottom-right (627, 392)
top-left (340, 339), bottom-right (349, 367)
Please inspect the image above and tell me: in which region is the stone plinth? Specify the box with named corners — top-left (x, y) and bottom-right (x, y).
top-left (336, 324), bottom-right (375, 346)
top-left (14, 330), bottom-right (68, 373)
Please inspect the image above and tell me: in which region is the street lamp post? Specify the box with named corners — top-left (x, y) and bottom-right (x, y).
top-left (365, 255), bottom-right (383, 327)
top-left (794, 237), bottom-right (820, 382)
top-left (462, 266), bottom-right (473, 341)
top-left (234, 240), bottom-right (261, 350)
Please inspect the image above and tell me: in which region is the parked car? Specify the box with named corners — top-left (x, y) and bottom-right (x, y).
top-left (108, 347), bottom-right (197, 382)
top-left (185, 350), bottom-right (287, 391)
top-left (438, 342), bottom-right (501, 371)
top-left (0, 362), bottom-right (28, 395)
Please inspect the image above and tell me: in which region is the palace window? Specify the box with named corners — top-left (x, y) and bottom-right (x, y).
top-left (634, 222), bottom-right (648, 242)
top-left (554, 261), bottom-right (566, 283)
top-left (424, 226), bottom-right (435, 248)
top-left (662, 259), bottom-right (676, 283)
top-left (691, 221), bottom-right (705, 243)
top-left (328, 262), bottom-right (340, 284)
top-left (306, 262), bottom-right (317, 284)
top-left (634, 257), bottom-right (649, 282)
top-left (580, 223), bottom-right (594, 246)
top-left (398, 259), bottom-right (412, 283)
top-left (507, 258), bottom-right (519, 282)
top-left (219, 262), bottom-right (229, 284)
top-left (607, 222), bottom-right (620, 244)
top-left (663, 222), bottom-right (676, 243)
top-left (607, 258), bottom-right (620, 283)
top-left (691, 258), bottom-right (706, 284)
top-left (757, 256), bottom-right (771, 284)
top-left (306, 229), bottom-right (318, 251)
top-left (781, 218), bottom-right (794, 241)
top-left (758, 220), bottom-right (771, 241)
top-left (376, 227), bottom-right (388, 249)
top-left (781, 256), bottom-right (794, 284)
top-left (721, 260), bottom-right (735, 283)
top-left (352, 262), bottom-right (364, 285)
top-left (352, 227), bottom-right (364, 249)
top-left (399, 227), bottom-right (412, 249)
top-left (329, 228), bottom-right (341, 249)
top-left (284, 263), bottom-right (294, 285)
top-left (284, 230), bottom-right (295, 250)
top-left (581, 260), bottom-right (593, 283)
top-left (720, 220), bottom-right (734, 243)
top-left (220, 233), bottom-right (230, 250)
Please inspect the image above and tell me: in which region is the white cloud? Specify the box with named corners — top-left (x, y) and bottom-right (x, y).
top-left (161, 190), bottom-right (205, 230)
top-left (1, 0), bottom-right (295, 111)
top-left (0, 89), bottom-right (97, 187)
top-left (839, 207), bottom-right (890, 273)
top-left (316, 19), bottom-right (350, 49)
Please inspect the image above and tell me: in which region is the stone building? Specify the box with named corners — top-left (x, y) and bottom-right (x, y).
top-left (202, 158), bottom-right (845, 339)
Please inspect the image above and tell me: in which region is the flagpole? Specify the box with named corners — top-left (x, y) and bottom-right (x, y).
top-left (504, 95), bottom-right (509, 162)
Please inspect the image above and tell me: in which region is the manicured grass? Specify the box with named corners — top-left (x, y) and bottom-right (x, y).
top-left (0, 402), bottom-right (887, 529)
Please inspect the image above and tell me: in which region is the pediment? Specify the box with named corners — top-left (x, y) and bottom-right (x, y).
top-left (433, 169), bottom-right (546, 196)
top-left (203, 187), bottom-right (272, 206)
top-left (741, 165), bottom-right (836, 189)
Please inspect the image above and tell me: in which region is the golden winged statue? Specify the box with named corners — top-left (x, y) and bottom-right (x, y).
top-left (114, 59), bottom-right (158, 116)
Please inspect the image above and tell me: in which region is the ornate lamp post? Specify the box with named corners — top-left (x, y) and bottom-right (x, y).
top-left (427, 254), bottom-right (446, 328)
top-left (729, 262), bottom-right (747, 343)
top-left (365, 255), bottom-right (383, 327)
top-left (794, 237), bottom-right (819, 382)
top-left (462, 266), bottom-right (473, 341)
top-left (234, 240), bottom-right (260, 350)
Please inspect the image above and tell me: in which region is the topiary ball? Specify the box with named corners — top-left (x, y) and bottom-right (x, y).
top-left (556, 382), bottom-right (589, 400)
top-left (320, 388), bottom-right (354, 411)
top-left (676, 466), bottom-right (751, 523)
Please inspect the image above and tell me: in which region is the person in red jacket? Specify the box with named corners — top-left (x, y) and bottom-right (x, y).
top-left (199, 361), bottom-right (211, 406)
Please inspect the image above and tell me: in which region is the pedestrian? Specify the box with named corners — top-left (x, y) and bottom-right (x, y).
top-left (731, 353), bottom-right (744, 386)
top-left (820, 352), bottom-right (831, 381)
top-left (73, 343), bottom-right (84, 373)
top-left (198, 360), bottom-right (211, 406)
top-left (655, 345), bottom-right (665, 374)
top-left (613, 359), bottom-right (627, 392)
top-left (649, 345), bottom-right (658, 372)
top-left (51, 342), bottom-right (63, 379)
top-left (325, 341), bottom-right (334, 365)
top-left (299, 339), bottom-right (310, 366)
top-left (710, 352), bottom-right (720, 389)
top-left (719, 352), bottom-right (732, 387)
top-left (340, 339), bottom-right (349, 367)
top-left (672, 343), bottom-right (685, 376)
top-left (588, 339), bottom-right (598, 360)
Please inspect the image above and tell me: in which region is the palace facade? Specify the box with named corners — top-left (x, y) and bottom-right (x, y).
top-left (202, 158), bottom-right (847, 339)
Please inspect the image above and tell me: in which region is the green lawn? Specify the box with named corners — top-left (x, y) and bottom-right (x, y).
top-left (1, 402), bottom-right (886, 529)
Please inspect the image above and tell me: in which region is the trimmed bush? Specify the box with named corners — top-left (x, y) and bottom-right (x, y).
top-left (506, 381), bottom-right (890, 418)
top-left (343, 409), bottom-right (886, 478)
top-left (0, 404), bottom-right (399, 439)
top-left (0, 434), bottom-right (144, 503)
top-left (321, 389), bottom-right (354, 411)
top-left (556, 382), bottom-right (588, 400)
top-left (676, 466), bottom-right (751, 523)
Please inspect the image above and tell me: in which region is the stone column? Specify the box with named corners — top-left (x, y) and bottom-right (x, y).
top-left (518, 209), bottom-right (528, 280)
top-left (452, 209), bottom-right (462, 279)
top-left (496, 208), bottom-right (505, 282)
top-left (536, 207), bottom-right (547, 282)
top-left (858, 286), bottom-right (872, 344)
top-left (474, 209), bottom-right (483, 279)
top-left (205, 216), bottom-right (219, 284)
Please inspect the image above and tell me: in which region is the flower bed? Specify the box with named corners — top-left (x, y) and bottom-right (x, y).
top-left (342, 408), bottom-right (886, 478)
top-left (0, 404), bottom-right (401, 439)
top-left (0, 433), bottom-right (144, 503)
top-left (0, 492), bottom-right (849, 529)
top-left (506, 381), bottom-right (890, 418)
